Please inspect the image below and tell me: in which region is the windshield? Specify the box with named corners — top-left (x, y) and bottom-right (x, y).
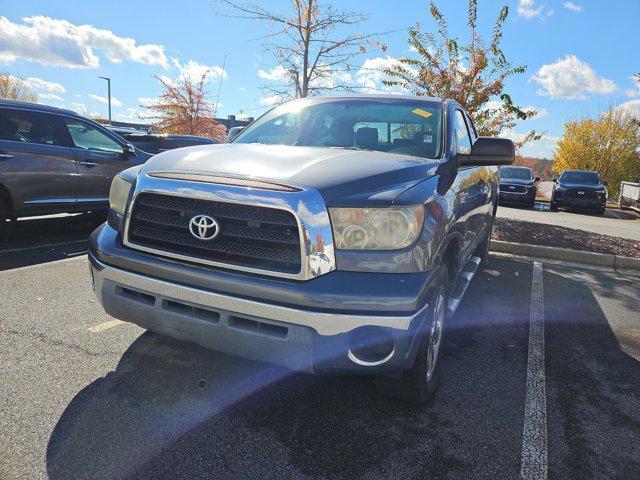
top-left (560, 171), bottom-right (600, 184)
top-left (500, 167), bottom-right (533, 180)
top-left (235, 98), bottom-right (443, 159)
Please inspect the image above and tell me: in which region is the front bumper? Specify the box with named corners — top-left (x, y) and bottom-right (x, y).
top-left (89, 224), bottom-right (435, 374)
top-left (498, 187), bottom-right (535, 205)
top-left (554, 196), bottom-right (606, 209)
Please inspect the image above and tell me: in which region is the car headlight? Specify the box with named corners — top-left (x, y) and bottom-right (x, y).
top-left (329, 206), bottom-right (425, 250)
top-left (109, 174), bottom-right (134, 215)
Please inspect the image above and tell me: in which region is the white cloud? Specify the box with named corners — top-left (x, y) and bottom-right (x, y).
top-left (24, 76), bottom-right (65, 93)
top-left (88, 93), bottom-right (122, 107)
top-left (616, 100), bottom-right (640, 121)
top-left (259, 94), bottom-right (283, 106)
top-left (564, 2), bottom-right (584, 13)
top-left (531, 55), bottom-right (617, 99)
top-left (39, 93), bottom-right (63, 101)
top-left (356, 56), bottom-right (411, 93)
top-left (524, 106), bottom-right (548, 119)
top-left (258, 65), bottom-right (289, 82)
top-left (626, 76), bottom-right (640, 98)
top-left (139, 96), bottom-right (159, 107)
top-left (503, 130), bottom-right (560, 158)
top-left (517, 0), bottom-right (552, 20)
top-left (116, 107), bottom-right (152, 122)
top-left (0, 16), bottom-right (168, 68)
top-left (172, 58), bottom-right (226, 83)
top-left (71, 102), bottom-right (101, 118)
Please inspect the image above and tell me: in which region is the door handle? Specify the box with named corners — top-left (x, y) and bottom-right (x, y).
top-left (0, 153), bottom-right (14, 160)
top-left (79, 161), bottom-right (99, 167)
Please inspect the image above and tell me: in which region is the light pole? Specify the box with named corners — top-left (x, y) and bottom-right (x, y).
top-left (98, 76), bottom-right (111, 123)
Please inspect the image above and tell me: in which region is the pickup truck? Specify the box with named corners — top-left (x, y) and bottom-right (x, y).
top-left (88, 95), bottom-right (514, 404)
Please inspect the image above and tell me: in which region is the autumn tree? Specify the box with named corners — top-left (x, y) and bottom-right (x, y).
top-left (146, 72), bottom-right (226, 142)
top-left (217, 0), bottom-right (386, 99)
top-left (0, 73), bottom-right (38, 102)
top-left (553, 108), bottom-right (640, 197)
top-left (384, 1), bottom-right (538, 144)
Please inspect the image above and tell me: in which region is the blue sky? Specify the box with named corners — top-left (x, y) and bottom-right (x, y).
top-left (1, 0), bottom-right (639, 158)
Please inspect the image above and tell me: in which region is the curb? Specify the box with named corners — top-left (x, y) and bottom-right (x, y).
top-left (490, 240), bottom-right (640, 271)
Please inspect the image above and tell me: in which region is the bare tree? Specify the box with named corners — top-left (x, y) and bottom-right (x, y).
top-left (0, 73), bottom-right (38, 102)
top-left (217, 0), bottom-right (386, 99)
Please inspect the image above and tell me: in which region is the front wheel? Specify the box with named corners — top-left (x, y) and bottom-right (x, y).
top-left (550, 201), bottom-right (558, 212)
top-left (376, 265), bottom-right (449, 405)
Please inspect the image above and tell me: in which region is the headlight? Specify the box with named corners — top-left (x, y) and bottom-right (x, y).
top-left (329, 206), bottom-right (425, 250)
top-left (109, 174), bottom-right (134, 215)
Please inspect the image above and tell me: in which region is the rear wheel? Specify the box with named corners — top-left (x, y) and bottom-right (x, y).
top-left (550, 201), bottom-right (558, 212)
top-left (375, 265), bottom-right (449, 405)
top-left (594, 207), bottom-right (606, 215)
top-left (0, 200), bottom-right (8, 234)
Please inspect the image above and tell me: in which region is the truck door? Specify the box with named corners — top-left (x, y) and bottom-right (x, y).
top-left (453, 109), bottom-right (486, 258)
top-left (0, 108), bottom-right (77, 214)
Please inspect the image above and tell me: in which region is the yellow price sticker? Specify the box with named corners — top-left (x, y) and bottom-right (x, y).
top-left (412, 108), bottom-right (432, 118)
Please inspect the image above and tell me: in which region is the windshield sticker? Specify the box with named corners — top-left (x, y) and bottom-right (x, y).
top-left (412, 108), bottom-right (433, 118)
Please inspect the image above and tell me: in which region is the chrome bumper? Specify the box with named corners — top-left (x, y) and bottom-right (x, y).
top-left (90, 255), bottom-right (427, 337)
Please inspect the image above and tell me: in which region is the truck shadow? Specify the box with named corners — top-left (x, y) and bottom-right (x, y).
top-left (43, 257), bottom-right (639, 479)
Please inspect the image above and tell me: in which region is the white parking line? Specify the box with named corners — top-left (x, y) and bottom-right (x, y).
top-left (88, 319), bottom-right (124, 333)
top-left (520, 261), bottom-right (548, 479)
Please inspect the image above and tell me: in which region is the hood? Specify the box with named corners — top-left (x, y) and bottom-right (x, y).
top-left (143, 143), bottom-right (439, 206)
top-left (557, 181), bottom-right (604, 190)
top-left (499, 177), bottom-right (535, 186)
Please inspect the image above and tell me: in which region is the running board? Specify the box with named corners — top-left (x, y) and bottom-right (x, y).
top-left (447, 256), bottom-right (481, 317)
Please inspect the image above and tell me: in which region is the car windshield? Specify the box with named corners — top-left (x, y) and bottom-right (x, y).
top-left (560, 171), bottom-right (600, 184)
top-left (500, 167), bottom-right (532, 180)
top-left (234, 97), bottom-right (443, 159)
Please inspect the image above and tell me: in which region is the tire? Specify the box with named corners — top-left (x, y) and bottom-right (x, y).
top-left (594, 207), bottom-right (606, 215)
top-left (375, 265), bottom-right (449, 405)
top-left (0, 199), bottom-right (8, 234)
top-left (550, 201), bottom-right (558, 212)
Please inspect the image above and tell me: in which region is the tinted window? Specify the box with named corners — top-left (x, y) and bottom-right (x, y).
top-left (559, 171), bottom-right (600, 184)
top-left (454, 110), bottom-right (471, 154)
top-left (64, 119), bottom-right (124, 154)
top-left (500, 167), bottom-right (533, 180)
top-left (236, 98), bottom-right (443, 159)
top-left (0, 108), bottom-right (67, 146)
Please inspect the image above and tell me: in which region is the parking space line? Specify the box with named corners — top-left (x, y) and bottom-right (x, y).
top-left (520, 261), bottom-right (548, 480)
top-left (88, 320), bottom-right (124, 333)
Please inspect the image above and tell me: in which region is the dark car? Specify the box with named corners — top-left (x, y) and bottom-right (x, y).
top-left (498, 166), bottom-right (539, 208)
top-left (551, 170), bottom-right (607, 214)
top-left (0, 100), bottom-right (151, 227)
top-left (119, 133), bottom-right (217, 155)
top-left (89, 94), bottom-right (515, 404)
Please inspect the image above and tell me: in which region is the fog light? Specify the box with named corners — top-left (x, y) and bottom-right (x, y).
top-left (348, 327), bottom-right (395, 366)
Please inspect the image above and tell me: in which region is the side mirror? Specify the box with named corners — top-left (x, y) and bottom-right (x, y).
top-left (553, 178), bottom-right (557, 183)
top-left (124, 143), bottom-right (136, 157)
top-left (534, 176), bottom-right (541, 182)
top-left (603, 180), bottom-right (609, 186)
top-left (227, 126), bottom-right (245, 142)
top-left (459, 137), bottom-right (515, 167)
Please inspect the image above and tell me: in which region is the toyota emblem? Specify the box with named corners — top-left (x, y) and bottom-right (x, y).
top-left (189, 215), bottom-right (220, 241)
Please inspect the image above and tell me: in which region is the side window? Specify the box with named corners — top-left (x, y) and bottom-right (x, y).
top-left (63, 119), bottom-right (124, 155)
top-left (0, 109), bottom-right (67, 146)
top-left (454, 110), bottom-right (472, 155)
top-left (465, 113), bottom-right (478, 141)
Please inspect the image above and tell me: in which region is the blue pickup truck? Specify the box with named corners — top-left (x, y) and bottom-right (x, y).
top-left (88, 95), bottom-right (514, 404)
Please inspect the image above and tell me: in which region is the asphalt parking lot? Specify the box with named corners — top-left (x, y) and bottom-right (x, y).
top-left (1, 217), bottom-right (639, 479)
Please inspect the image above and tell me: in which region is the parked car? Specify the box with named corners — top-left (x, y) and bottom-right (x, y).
top-left (0, 100), bottom-right (151, 227)
top-left (551, 169), bottom-right (607, 214)
top-left (89, 94), bottom-right (514, 404)
top-left (498, 166), bottom-right (539, 208)
top-left (105, 125), bottom-right (148, 138)
top-left (118, 133), bottom-right (217, 155)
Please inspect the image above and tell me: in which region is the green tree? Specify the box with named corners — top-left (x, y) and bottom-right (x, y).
top-left (383, 1), bottom-right (538, 145)
top-left (553, 108), bottom-right (640, 197)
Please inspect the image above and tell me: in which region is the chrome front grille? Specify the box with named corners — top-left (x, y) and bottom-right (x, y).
top-left (126, 193), bottom-right (302, 274)
top-left (499, 183), bottom-right (527, 194)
